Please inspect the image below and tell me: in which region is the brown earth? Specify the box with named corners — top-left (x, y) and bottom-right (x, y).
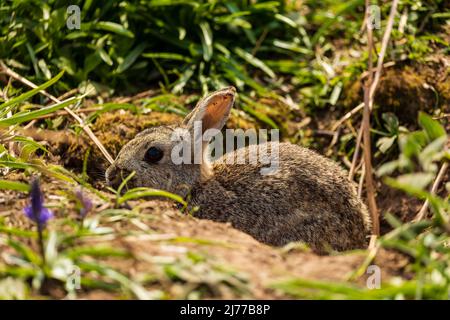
top-left (0, 173), bottom-right (410, 299)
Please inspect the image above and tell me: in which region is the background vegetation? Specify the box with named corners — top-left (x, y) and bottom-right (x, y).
top-left (0, 0), bottom-right (448, 299)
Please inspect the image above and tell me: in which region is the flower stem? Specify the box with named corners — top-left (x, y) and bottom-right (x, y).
top-left (37, 225), bottom-right (46, 265)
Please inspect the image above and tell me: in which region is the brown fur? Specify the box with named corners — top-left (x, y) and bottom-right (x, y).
top-left (106, 87), bottom-right (371, 253)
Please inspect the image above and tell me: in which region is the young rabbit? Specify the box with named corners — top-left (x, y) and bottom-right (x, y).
top-left (106, 87), bottom-right (371, 253)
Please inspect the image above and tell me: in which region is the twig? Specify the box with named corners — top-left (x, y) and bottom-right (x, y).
top-left (348, 0), bottom-right (400, 175)
top-left (114, 89), bottom-right (157, 104)
top-left (414, 162), bottom-right (449, 221)
top-left (432, 114), bottom-right (450, 120)
top-left (418, 7), bottom-right (436, 34)
top-left (332, 102), bottom-right (364, 132)
top-left (368, 234), bottom-right (378, 250)
top-left (251, 28), bottom-right (269, 57)
top-left (0, 61), bottom-right (114, 164)
top-left (55, 88), bottom-right (79, 102)
top-left (362, 0), bottom-right (379, 236)
top-left (335, 3), bottom-right (395, 134)
top-left (368, 0), bottom-right (400, 100)
top-left (360, 61), bottom-right (396, 79)
top-left (357, 163), bottom-right (366, 198)
top-left (359, 4), bottom-right (368, 34)
top-left (331, 61), bottom-right (395, 133)
top-left (347, 234), bottom-right (380, 281)
top-left (37, 223), bottom-right (46, 265)
top-left (33, 106), bottom-right (102, 120)
top-left (24, 88), bottom-right (79, 129)
top-left (348, 0), bottom-right (399, 180)
top-left (348, 125), bottom-right (364, 180)
top-left (362, 89), bottom-right (379, 235)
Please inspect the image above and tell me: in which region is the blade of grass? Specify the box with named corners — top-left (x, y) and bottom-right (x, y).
top-left (118, 187), bottom-right (186, 206)
top-left (0, 62), bottom-right (114, 164)
top-left (0, 96), bottom-right (78, 126)
top-left (0, 71), bottom-right (64, 110)
top-left (0, 180), bottom-right (30, 192)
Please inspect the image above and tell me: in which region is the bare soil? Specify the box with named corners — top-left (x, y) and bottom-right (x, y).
top-left (0, 173), bottom-right (410, 299)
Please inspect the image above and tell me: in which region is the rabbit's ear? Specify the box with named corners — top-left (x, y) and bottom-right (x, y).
top-left (183, 87), bottom-right (236, 133)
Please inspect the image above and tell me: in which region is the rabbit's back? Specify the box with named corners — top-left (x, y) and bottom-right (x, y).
top-left (190, 142), bottom-right (371, 253)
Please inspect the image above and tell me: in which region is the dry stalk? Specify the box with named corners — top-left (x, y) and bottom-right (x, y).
top-left (362, 0), bottom-right (379, 236)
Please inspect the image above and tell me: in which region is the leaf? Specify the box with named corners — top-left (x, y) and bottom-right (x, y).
top-left (218, 56), bottom-right (266, 93)
top-left (148, 0), bottom-right (200, 7)
top-left (399, 131), bottom-right (427, 158)
top-left (234, 47), bottom-right (276, 79)
top-left (311, 0), bottom-right (363, 45)
top-left (382, 113), bottom-right (399, 134)
top-left (417, 135), bottom-right (447, 172)
top-left (77, 262), bottom-right (154, 299)
top-left (0, 161), bottom-right (33, 170)
top-left (98, 48), bottom-right (113, 66)
top-left (172, 65), bottom-right (196, 94)
top-left (7, 239), bottom-right (41, 265)
top-left (376, 160), bottom-right (400, 177)
top-left (142, 52), bottom-right (191, 62)
top-left (116, 43), bottom-right (146, 73)
top-left (0, 226), bottom-right (37, 238)
top-left (86, 103), bottom-right (137, 123)
top-left (117, 171), bottom-right (136, 195)
top-left (329, 82), bottom-right (342, 105)
top-left (0, 71), bottom-right (65, 109)
top-left (37, 59), bottom-right (52, 80)
top-left (272, 40), bottom-right (311, 54)
top-left (384, 178), bottom-right (448, 223)
top-left (83, 52), bottom-right (102, 76)
top-left (118, 187), bottom-right (186, 206)
top-left (275, 13), bottom-right (298, 28)
top-left (395, 173), bottom-right (435, 190)
top-left (0, 180), bottom-right (30, 192)
top-left (418, 112), bottom-right (446, 141)
top-left (0, 96), bottom-right (78, 126)
top-left (14, 136), bottom-right (49, 159)
top-left (377, 136), bottom-right (397, 154)
top-left (240, 103), bottom-right (278, 129)
top-left (25, 42), bottom-right (40, 77)
top-left (239, 95), bottom-right (279, 128)
top-left (45, 231), bottom-right (59, 264)
top-left (64, 246), bottom-right (130, 259)
top-left (199, 22), bottom-right (213, 61)
top-left (432, 12), bottom-right (450, 19)
top-left (95, 21), bottom-right (134, 38)
top-left (215, 11), bottom-right (252, 26)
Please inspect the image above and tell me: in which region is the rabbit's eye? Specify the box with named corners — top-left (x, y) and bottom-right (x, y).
top-left (144, 146), bottom-right (164, 163)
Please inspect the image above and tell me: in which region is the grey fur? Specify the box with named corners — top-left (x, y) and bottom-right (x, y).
top-left (106, 87), bottom-right (372, 253)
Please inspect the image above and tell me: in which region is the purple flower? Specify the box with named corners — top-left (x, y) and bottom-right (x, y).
top-left (75, 189), bottom-right (93, 218)
top-left (24, 178), bottom-right (53, 226)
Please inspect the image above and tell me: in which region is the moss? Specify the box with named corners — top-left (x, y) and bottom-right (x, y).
top-left (49, 111), bottom-right (182, 176)
top-left (376, 67), bottom-right (437, 124)
top-left (92, 110), bottom-right (182, 157)
top-left (342, 66), bottom-right (444, 126)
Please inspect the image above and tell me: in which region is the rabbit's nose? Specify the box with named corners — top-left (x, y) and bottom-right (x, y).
top-left (106, 165), bottom-right (126, 189)
top-left (106, 166), bottom-right (134, 190)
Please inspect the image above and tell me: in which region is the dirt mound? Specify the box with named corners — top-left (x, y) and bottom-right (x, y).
top-left (0, 173), bottom-right (408, 299)
top-left (343, 58), bottom-right (449, 127)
